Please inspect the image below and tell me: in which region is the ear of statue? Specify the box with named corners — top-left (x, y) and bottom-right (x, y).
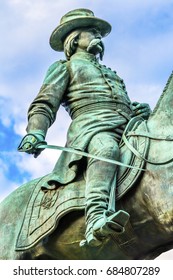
top-left (70, 37), bottom-right (78, 55)
top-left (73, 39), bottom-right (78, 46)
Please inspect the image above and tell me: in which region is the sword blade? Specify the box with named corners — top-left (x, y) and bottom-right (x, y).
top-left (38, 144), bottom-right (146, 171)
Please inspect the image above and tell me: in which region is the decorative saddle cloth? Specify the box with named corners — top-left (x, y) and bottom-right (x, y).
top-left (16, 117), bottom-right (149, 251)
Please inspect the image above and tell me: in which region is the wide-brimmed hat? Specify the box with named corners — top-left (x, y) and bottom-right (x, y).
top-left (49, 8), bottom-right (111, 51)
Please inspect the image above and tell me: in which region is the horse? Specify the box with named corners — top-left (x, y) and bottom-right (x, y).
top-left (0, 72), bottom-right (173, 260)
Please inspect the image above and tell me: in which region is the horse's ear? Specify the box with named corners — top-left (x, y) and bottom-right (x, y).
top-left (151, 71), bottom-right (173, 116)
top-left (162, 71), bottom-right (173, 94)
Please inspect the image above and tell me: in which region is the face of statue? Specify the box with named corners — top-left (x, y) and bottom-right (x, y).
top-left (76, 28), bottom-right (104, 56)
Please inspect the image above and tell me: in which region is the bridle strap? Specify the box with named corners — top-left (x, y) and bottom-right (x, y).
top-left (122, 133), bottom-right (173, 165)
top-left (127, 131), bottom-right (173, 141)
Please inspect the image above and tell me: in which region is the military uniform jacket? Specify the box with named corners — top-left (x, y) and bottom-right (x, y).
top-left (28, 52), bottom-right (134, 186)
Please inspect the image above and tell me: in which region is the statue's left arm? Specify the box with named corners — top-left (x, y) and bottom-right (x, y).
top-left (132, 101), bottom-right (152, 119)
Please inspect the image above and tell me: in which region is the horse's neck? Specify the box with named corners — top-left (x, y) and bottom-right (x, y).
top-left (148, 71), bottom-right (173, 134)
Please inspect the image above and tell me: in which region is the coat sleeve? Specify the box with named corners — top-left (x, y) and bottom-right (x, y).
top-left (26, 60), bottom-right (70, 135)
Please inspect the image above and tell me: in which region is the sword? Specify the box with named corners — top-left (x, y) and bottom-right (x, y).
top-left (37, 143), bottom-right (146, 171)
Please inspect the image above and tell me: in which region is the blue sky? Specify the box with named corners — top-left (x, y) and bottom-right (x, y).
top-left (0, 0), bottom-right (173, 259)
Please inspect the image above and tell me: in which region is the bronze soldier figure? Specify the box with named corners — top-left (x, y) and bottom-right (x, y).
top-left (18, 9), bottom-right (151, 247)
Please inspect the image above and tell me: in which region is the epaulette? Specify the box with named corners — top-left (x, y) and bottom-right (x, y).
top-left (58, 59), bottom-right (67, 64)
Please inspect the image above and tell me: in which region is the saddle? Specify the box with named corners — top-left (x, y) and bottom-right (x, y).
top-left (117, 116), bottom-right (149, 199)
top-left (16, 116), bottom-right (149, 251)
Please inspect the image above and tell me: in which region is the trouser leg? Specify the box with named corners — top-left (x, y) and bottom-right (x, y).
top-left (85, 160), bottom-right (117, 245)
top-left (82, 132), bottom-right (129, 247)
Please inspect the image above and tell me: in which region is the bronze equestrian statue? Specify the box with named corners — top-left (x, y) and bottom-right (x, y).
top-left (18, 8), bottom-right (151, 247)
top-left (1, 9), bottom-right (173, 260)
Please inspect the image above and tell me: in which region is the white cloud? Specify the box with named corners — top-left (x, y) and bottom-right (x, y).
top-left (0, 158), bottom-right (20, 202)
top-left (15, 151), bottom-right (58, 179)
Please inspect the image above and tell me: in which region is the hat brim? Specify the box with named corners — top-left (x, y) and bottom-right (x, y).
top-left (49, 17), bottom-right (111, 51)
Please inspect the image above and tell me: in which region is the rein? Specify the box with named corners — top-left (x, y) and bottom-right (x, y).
top-left (127, 131), bottom-right (173, 141)
top-left (122, 131), bottom-right (173, 166)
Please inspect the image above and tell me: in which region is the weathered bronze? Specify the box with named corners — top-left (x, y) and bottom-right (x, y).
top-left (1, 9), bottom-right (172, 260)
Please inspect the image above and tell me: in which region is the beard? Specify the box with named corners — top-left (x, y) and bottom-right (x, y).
top-left (87, 39), bottom-right (104, 60)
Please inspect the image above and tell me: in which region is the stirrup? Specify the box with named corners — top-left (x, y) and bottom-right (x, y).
top-left (93, 210), bottom-right (130, 238)
top-left (79, 210), bottom-right (130, 248)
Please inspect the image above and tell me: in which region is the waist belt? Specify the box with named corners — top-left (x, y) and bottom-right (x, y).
top-left (71, 102), bottom-right (133, 120)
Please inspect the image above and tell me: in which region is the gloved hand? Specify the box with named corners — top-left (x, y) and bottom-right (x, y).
top-left (17, 130), bottom-right (47, 158)
top-left (132, 101), bottom-right (152, 119)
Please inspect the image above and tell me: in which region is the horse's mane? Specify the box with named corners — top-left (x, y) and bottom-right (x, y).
top-left (151, 71), bottom-right (173, 116)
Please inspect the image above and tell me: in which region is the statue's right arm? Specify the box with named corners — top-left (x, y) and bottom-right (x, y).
top-left (18, 61), bottom-right (70, 157)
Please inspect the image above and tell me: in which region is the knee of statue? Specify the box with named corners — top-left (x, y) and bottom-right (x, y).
top-left (106, 143), bottom-right (120, 160)
top-left (88, 133), bottom-right (120, 159)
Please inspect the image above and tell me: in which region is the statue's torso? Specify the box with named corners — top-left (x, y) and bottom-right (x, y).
top-left (62, 52), bottom-right (132, 118)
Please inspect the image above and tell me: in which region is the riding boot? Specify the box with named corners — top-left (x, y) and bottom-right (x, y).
top-left (81, 159), bottom-right (129, 247)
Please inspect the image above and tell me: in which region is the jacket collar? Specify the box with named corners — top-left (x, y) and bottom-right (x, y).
top-left (70, 51), bottom-right (98, 63)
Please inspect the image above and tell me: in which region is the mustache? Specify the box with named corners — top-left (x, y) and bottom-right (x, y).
top-left (87, 39), bottom-right (104, 60)
top-left (87, 39), bottom-right (104, 51)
